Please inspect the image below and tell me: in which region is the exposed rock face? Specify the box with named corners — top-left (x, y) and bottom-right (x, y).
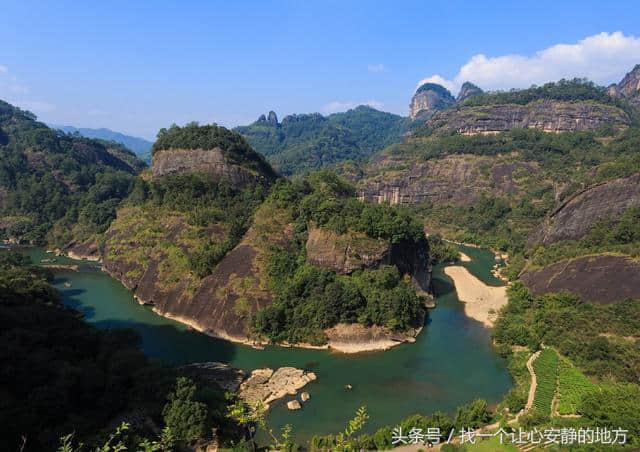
top-left (613, 64), bottom-right (640, 106)
top-left (267, 111), bottom-right (278, 125)
top-left (427, 101), bottom-right (630, 136)
top-left (358, 154), bottom-right (538, 206)
top-left (305, 227), bottom-right (431, 296)
top-left (521, 255), bottom-right (640, 304)
top-left (457, 81), bottom-right (483, 102)
top-left (409, 83), bottom-right (456, 120)
top-left (305, 228), bottom-right (389, 274)
top-left (152, 148), bottom-right (270, 188)
top-left (530, 173), bottom-right (640, 245)
top-left (238, 367), bottom-right (316, 409)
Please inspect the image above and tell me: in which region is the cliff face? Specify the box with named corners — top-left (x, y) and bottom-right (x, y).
top-left (409, 83), bottom-right (456, 120)
top-left (610, 64), bottom-right (640, 107)
top-left (530, 173), bottom-right (640, 245)
top-left (358, 154), bottom-right (538, 206)
top-left (151, 148), bottom-right (270, 188)
top-left (456, 82), bottom-right (483, 102)
top-left (102, 201), bottom-right (296, 344)
top-left (426, 101), bottom-right (630, 136)
top-left (305, 227), bottom-right (432, 296)
top-left (521, 254), bottom-right (640, 304)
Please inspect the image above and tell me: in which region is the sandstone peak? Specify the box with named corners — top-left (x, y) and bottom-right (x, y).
top-left (457, 81), bottom-right (483, 102)
top-left (409, 82), bottom-right (455, 120)
top-left (616, 64), bottom-right (640, 98)
top-left (267, 110), bottom-right (278, 125)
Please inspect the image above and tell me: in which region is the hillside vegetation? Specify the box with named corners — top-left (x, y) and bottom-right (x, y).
top-left (0, 100), bottom-right (146, 246)
top-left (236, 106), bottom-right (410, 175)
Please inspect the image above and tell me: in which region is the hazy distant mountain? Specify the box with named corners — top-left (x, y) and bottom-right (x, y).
top-left (49, 124), bottom-right (153, 161)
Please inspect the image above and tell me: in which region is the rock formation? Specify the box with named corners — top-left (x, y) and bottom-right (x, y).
top-left (267, 111), bottom-right (278, 125)
top-left (237, 367), bottom-right (316, 409)
top-left (530, 173), bottom-right (640, 245)
top-left (610, 64), bottom-right (640, 107)
top-left (358, 154), bottom-right (538, 206)
top-left (409, 83), bottom-right (456, 120)
top-left (456, 81), bottom-right (483, 102)
top-left (305, 227), bottom-right (432, 296)
top-left (426, 101), bottom-right (630, 136)
top-left (151, 148), bottom-right (272, 188)
top-left (520, 254), bottom-right (640, 304)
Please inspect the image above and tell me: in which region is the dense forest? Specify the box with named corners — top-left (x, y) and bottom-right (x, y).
top-left (251, 171), bottom-right (428, 344)
top-left (493, 283), bottom-right (640, 443)
top-left (0, 100), bottom-right (145, 245)
top-left (460, 78), bottom-right (631, 111)
top-left (153, 122), bottom-right (278, 181)
top-left (235, 106), bottom-right (411, 175)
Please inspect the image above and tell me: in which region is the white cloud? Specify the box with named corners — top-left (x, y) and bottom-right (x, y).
top-left (417, 31), bottom-right (640, 95)
top-left (368, 63), bottom-right (386, 73)
top-left (0, 65), bottom-right (7, 74)
top-left (322, 99), bottom-right (384, 114)
top-left (415, 75), bottom-right (457, 94)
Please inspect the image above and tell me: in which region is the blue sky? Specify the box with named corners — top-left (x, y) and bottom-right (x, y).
top-left (1, 0), bottom-right (639, 140)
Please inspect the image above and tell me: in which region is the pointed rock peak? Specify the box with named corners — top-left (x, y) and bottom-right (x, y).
top-left (267, 111), bottom-right (278, 125)
top-left (410, 83), bottom-right (455, 120)
top-left (617, 64), bottom-right (640, 98)
top-left (457, 81), bottom-right (483, 102)
top-left (256, 114), bottom-right (267, 123)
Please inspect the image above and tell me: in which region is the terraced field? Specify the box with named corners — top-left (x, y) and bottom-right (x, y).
top-left (556, 357), bottom-right (596, 415)
top-left (532, 348), bottom-right (559, 416)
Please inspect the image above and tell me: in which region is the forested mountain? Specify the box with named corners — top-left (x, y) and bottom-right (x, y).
top-left (0, 100), bottom-right (146, 245)
top-left (50, 124), bottom-right (153, 161)
top-left (356, 75), bottom-right (640, 304)
top-left (235, 105), bottom-right (411, 175)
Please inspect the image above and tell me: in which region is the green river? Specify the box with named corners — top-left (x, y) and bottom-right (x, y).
top-left (21, 245), bottom-right (511, 442)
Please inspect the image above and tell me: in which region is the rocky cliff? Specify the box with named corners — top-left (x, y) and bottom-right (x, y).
top-left (152, 148), bottom-right (273, 188)
top-left (456, 82), bottom-right (483, 102)
top-left (609, 64), bottom-right (640, 107)
top-left (409, 83), bottom-right (456, 120)
top-left (521, 254), bottom-right (640, 304)
top-left (426, 100), bottom-right (630, 136)
top-left (358, 154), bottom-right (538, 206)
top-left (305, 227), bottom-right (432, 296)
top-left (530, 173), bottom-right (640, 245)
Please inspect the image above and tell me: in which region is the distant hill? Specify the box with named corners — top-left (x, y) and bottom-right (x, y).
top-left (0, 100), bottom-right (146, 245)
top-left (49, 124), bottom-right (153, 162)
top-left (235, 105), bottom-right (411, 175)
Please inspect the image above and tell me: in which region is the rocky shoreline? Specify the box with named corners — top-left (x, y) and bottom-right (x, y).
top-left (180, 362), bottom-right (316, 411)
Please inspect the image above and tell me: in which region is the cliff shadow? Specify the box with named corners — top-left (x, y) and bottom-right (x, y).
top-left (91, 318), bottom-right (238, 366)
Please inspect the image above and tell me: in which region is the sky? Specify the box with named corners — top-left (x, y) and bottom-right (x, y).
top-left (1, 0), bottom-right (640, 140)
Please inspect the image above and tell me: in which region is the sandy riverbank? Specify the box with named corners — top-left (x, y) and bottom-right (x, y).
top-left (459, 252), bottom-right (471, 262)
top-left (444, 266), bottom-right (507, 328)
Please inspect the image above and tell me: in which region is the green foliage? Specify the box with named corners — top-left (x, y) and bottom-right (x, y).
top-left (578, 383), bottom-right (640, 440)
top-left (427, 234), bottom-right (459, 264)
top-left (236, 106), bottom-right (410, 175)
top-left (530, 207), bottom-right (640, 266)
top-left (532, 349), bottom-right (559, 416)
top-left (494, 282), bottom-right (640, 382)
top-left (556, 357), bottom-right (597, 415)
top-left (0, 99), bottom-right (145, 245)
top-left (251, 172), bottom-right (427, 344)
top-left (152, 122), bottom-right (277, 180)
top-left (0, 252), bottom-right (175, 451)
top-left (460, 78), bottom-right (628, 109)
top-left (143, 173), bottom-right (267, 277)
top-left (162, 377), bottom-right (208, 444)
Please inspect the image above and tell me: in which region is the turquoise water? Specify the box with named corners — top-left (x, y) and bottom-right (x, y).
top-left (21, 247), bottom-right (512, 442)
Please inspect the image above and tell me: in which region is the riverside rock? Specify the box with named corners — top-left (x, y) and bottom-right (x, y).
top-left (287, 400), bottom-right (302, 410)
top-left (238, 367), bottom-right (317, 409)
